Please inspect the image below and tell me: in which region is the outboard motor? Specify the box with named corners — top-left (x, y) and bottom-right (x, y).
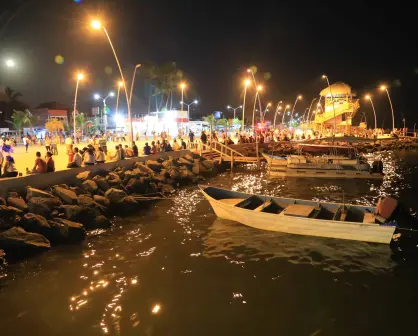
top-left (371, 160), bottom-right (383, 174)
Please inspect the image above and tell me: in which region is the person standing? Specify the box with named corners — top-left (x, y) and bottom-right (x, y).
top-left (65, 135), bottom-right (73, 152)
top-left (44, 135), bottom-right (51, 152)
top-left (23, 135), bottom-right (29, 153)
top-left (189, 130), bottom-right (195, 149)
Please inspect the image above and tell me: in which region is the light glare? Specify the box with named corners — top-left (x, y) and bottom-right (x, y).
top-left (91, 20), bottom-right (101, 29)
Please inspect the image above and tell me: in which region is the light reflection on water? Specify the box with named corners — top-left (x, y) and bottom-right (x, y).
top-left (0, 151), bottom-right (418, 335)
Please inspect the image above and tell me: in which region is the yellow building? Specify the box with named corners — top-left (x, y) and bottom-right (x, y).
top-left (313, 82), bottom-right (360, 134)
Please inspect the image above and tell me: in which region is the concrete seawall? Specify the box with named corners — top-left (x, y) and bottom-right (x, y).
top-left (0, 150), bottom-right (191, 197)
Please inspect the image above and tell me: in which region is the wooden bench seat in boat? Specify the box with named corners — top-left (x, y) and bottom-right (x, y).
top-left (363, 212), bottom-right (377, 224)
top-left (219, 198), bottom-right (246, 206)
top-left (283, 204), bottom-right (315, 218)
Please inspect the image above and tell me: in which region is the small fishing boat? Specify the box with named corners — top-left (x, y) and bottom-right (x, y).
top-left (262, 152), bottom-right (383, 179)
top-left (200, 185), bottom-right (397, 244)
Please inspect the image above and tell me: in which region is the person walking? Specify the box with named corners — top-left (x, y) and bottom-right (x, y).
top-left (23, 135), bottom-right (29, 153)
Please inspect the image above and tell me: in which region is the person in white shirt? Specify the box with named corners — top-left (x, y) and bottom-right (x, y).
top-left (67, 147), bottom-right (82, 168)
top-left (83, 148), bottom-right (95, 166)
top-left (23, 136), bottom-right (29, 153)
top-left (95, 147), bottom-right (105, 164)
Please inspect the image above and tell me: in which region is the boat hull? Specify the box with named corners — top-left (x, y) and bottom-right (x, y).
top-left (267, 168), bottom-right (384, 179)
top-left (200, 186), bottom-right (395, 244)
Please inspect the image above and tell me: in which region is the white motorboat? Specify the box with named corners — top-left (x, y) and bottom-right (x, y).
top-left (200, 185), bottom-right (397, 244)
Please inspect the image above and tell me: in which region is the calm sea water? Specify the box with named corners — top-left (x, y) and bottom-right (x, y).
top-left (1, 151), bottom-right (418, 336)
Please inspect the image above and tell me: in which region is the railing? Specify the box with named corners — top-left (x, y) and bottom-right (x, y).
top-left (200, 140), bottom-right (245, 158)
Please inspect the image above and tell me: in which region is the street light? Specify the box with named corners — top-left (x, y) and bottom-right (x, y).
top-left (380, 85), bottom-right (395, 133)
top-left (322, 74), bottom-right (337, 137)
top-left (281, 105), bottom-right (291, 125)
top-left (181, 99), bottom-right (198, 121)
top-left (91, 19), bottom-right (133, 141)
top-left (262, 102), bottom-right (272, 122)
top-left (179, 82), bottom-right (186, 113)
top-left (273, 101), bottom-right (283, 129)
top-left (5, 59), bottom-right (16, 68)
top-left (305, 97), bottom-right (317, 128)
top-left (364, 94), bottom-right (377, 131)
top-left (242, 79), bottom-right (251, 130)
top-left (129, 64), bottom-right (142, 105)
top-left (289, 95), bottom-right (302, 127)
top-left (116, 81), bottom-right (124, 122)
top-left (247, 68), bottom-right (263, 118)
top-left (227, 105), bottom-right (242, 119)
top-left (73, 73), bottom-right (84, 137)
top-left (252, 85), bottom-right (263, 129)
top-left (94, 92), bottom-right (115, 132)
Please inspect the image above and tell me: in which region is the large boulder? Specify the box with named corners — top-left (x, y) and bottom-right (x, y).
top-left (0, 197), bottom-right (6, 206)
top-left (93, 195), bottom-right (110, 207)
top-left (117, 196), bottom-right (139, 213)
top-left (7, 197), bottom-right (28, 212)
top-left (20, 213), bottom-right (51, 238)
top-left (26, 187), bottom-right (55, 200)
top-left (125, 177), bottom-right (149, 194)
top-left (93, 176), bottom-right (110, 191)
top-left (28, 197), bottom-right (62, 218)
top-left (178, 157), bottom-right (194, 166)
top-left (146, 160), bottom-right (162, 172)
top-left (168, 168), bottom-right (181, 180)
top-left (53, 186), bottom-right (78, 205)
top-left (161, 158), bottom-right (179, 169)
top-left (124, 168), bottom-right (143, 179)
top-left (106, 172), bottom-right (122, 186)
top-left (0, 249), bottom-right (5, 266)
top-left (82, 180), bottom-right (99, 194)
top-left (92, 215), bottom-right (112, 229)
top-left (0, 205), bottom-right (23, 230)
top-left (77, 195), bottom-right (106, 214)
top-left (104, 188), bottom-right (127, 204)
top-left (59, 205), bottom-right (101, 226)
top-left (161, 184), bottom-right (175, 194)
top-left (192, 162), bottom-right (208, 175)
top-left (48, 219), bottom-right (86, 242)
top-left (0, 226), bottom-right (50, 253)
top-left (76, 171), bottom-right (93, 181)
top-left (134, 163), bottom-right (154, 174)
top-left (201, 159), bottom-right (215, 170)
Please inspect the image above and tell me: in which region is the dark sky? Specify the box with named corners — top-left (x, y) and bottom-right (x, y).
top-left (1, 0), bottom-right (418, 128)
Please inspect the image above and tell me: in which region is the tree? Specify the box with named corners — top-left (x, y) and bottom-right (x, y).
top-left (6, 110), bottom-right (32, 136)
top-left (75, 113), bottom-right (85, 136)
top-left (0, 87), bottom-right (29, 123)
top-left (203, 114), bottom-right (217, 128)
top-left (45, 118), bottom-right (64, 133)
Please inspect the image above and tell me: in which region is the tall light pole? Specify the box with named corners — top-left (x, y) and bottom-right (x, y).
top-left (242, 79), bottom-right (251, 130)
top-left (129, 64), bottom-right (142, 105)
top-left (227, 105), bottom-right (242, 119)
top-left (289, 95), bottom-right (302, 127)
top-left (116, 81), bottom-right (123, 120)
top-left (364, 94), bottom-right (377, 131)
top-left (91, 19), bottom-right (133, 141)
top-left (322, 74), bottom-right (337, 136)
top-left (281, 105), bottom-right (291, 124)
top-left (273, 101), bottom-right (282, 129)
top-left (181, 100), bottom-right (198, 121)
top-left (305, 97), bottom-right (317, 128)
top-left (94, 92), bottom-right (115, 132)
top-left (262, 102), bottom-right (272, 122)
top-left (252, 85), bottom-right (263, 129)
top-left (73, 73), bottom-right (84, 137)
top-left (380, 85), bottom-right (395, 133)
top-left (247, 68), bottom-right (262, 118)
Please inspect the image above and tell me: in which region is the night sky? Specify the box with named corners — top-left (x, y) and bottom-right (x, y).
top-left (1, 0), bottom-right (417, 128)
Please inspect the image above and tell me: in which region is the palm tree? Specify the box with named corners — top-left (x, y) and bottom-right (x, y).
top-left (45, 118), bottom-right (64, 133)
top-left (6, 110), bottom-right (31, 136)
top-left (0, 87), bottom-right (29, 123)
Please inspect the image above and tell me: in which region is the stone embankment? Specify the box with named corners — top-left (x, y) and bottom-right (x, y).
top-left (0, 152), bottom-right (215, 264)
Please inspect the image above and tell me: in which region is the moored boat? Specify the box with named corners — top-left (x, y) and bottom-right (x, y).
top-left (200, 185), bottom-right (397, 244)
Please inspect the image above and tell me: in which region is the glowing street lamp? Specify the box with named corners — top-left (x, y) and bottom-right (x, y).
top-left (262, 102), bottom-right (272, 122)
top-left (227, 105), bottom-right (242, 119)
top-left (273, 101), bottom-right (283, 129)
top-left (179, 82), bottom-right (186, 113)
top-left (289, 95), bottom-right (302, 127)
top-left (91, 19), bottom-right (133, 140)
top-left (94, 91), bottom-right (115, 132)
top-left (364, 94), bottom-right (377, 131)
top-left (380, 85), bottom-right (395, 133)
top-left (129, 64), bottom-right (142, 105)
top-left (252, 85), bottom-right (263, 129)
top-left (181, 99), bottom-right (198, 121)
top-left (305, 97), bottom-right (317, 128)
top-left (242, 79), bottom-right (251, 130)
top-left (73, 73), bottom-right (84, 137)
top-left (5, 59), bottom-right (16, 68)
top-left (281, 104), bottom-right (291, 124)
top-left (247, 68), bottom-right (263, 117)
top-left (322, 74), bottom-right (337, 136)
